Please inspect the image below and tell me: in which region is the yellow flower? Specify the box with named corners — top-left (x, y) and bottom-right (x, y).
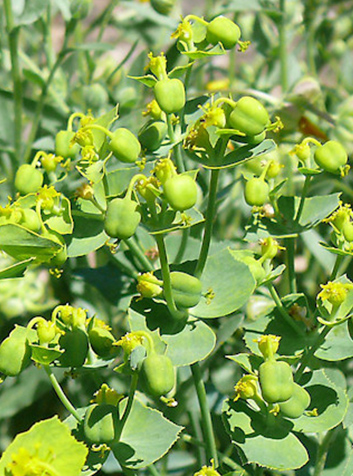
top-left (234, 375), bottom-right (259, 401)
top-left (137, 272), bottom-right (163, 299)
top-left (115, 332), bottom-right (144, 355)
top-left (318, 281), bottom-right (352, 306)
top-left (194, 459), bottom-right (220, 476)
top-left (255, 334), bottom-right (281, 359)
top-left (171, 18), bottom-right (193, 43)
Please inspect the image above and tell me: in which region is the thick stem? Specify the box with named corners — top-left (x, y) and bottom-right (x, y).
top-left (295, 325), bottom-right (331, 381)
top-left (124, 237), bottom-right (154, 272)
top-left (295, 175), bottom-right (311, 223)
top-left (4, 0), bottom-right (22, 167)
top-left (154, 234), bottom-right (184, 319)
top-left (43, 366), bottom-right (81, 421)
top-left (183, 434), bottom-right (249, 473)
top-left (330, 254), bottom-right (343, 281)
top-left (284, 237), bottom-right (297, 294)
top-left (313, 428), bottom-right (337, 476)
top-left (194, 169), bottom-right (220, 278)
top-left (174, 229), bottom-right (190, 264)
top-left (117, 373), bottom-right (139, 440)
top-left (166, 114), bottom-right (184, 173)
top-left (147, 464), bottom-right (162, 476)
top-left (190, 362), bottom-right (218, 466)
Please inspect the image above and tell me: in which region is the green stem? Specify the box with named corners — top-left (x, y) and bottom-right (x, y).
top-left (295, 325), bottom-right (331, 381)
top-left (284, 237), bottom-right (297, 294)
top-left (295, 175), bottom-right (311, 223)
top-left (147, 464), bottom-right (162, 476)
top-left (154, 234), bottom-right (184, 319)
top-left (313, 428), bottom-right (337, 476)
top-left (268, 284), bottom-right (306, 336)
top-left (279, 0), bottom-right (288, 92)
top-left (23, 19), bottom-right (77, 163)
top-left (183, 434), bottom-right (248, 473)
top-left (330, 254), bottom-right (343, 281)
top-left (194, 169), bottom-right (220, 278)
top-left (174, 229), bottom-right (190, 264)
top-left (166, 114), bottom-right (184, 173)
top-left (4, 0), bottom-right (22, 166)
top-left (190, 362), bottom-right (218, 466)
top-left (124, 237), bottom-right (154, 272)
top-left (43, 365), bottom-right (81, 421)
top-left (117, 373), bottom-right (139, 440)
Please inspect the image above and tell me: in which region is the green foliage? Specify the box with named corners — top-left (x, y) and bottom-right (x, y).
top-left (1, 0), bottom-right (353, 475)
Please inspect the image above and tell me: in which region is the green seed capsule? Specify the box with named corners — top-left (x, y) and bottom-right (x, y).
top-left (229, 96), bottom-right (270, 137)
top-left (163, 175), bottom-right (198, 211)
top-left (83, 403), bottom-right (119, 444)
top-left (259, 360), bottom-right (294, 403)
top-left (20, 208), bottom-right (41, 232)
top-left (108, 128), bottom-right (141, 163)
top-left (206, 16), bottom-right (241, 50)
top-left (314, 140), bottom-right (348, 174)
top-left (15, 164), bottom-right (43, 196)
top-left (154, 78), bottom-right (186, 114)
top-left (170, 271), bottom-right (202, 309)
top-left (88, 326), bottom-right (118, 359)
top-left (104, 197), bottom-right (141, 240)
top-left (244, 177), bottom-right (269, 206)
top-left (150, 0), bottom-right (175, 15)
top-left (140, 353), bottom-right (175, 397)
top-left (342, 221), bottom-right (353, 242)
top-left (55, 130), bottom-right (80, 160)
top-left (279, 383), bottom-right (311, 419)
top-left (138, 120), bottom-right (168, 151)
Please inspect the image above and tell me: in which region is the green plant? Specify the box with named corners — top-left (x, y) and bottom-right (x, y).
top-left (0, 1), bottom-right (353, 475)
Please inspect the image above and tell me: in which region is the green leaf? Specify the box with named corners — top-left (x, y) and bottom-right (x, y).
top-left (67, 212), bottom-right (108, 258)
top-left (147, 207), bottom-right (205, 235)
top-left (246, 193), bottom-right (341, 238)
top-left (129, 308), bottom-right (167, 356)
top-left (226, 353), bottom-right (255, 374)
top-left (0, 224), bottom-right (61, 261)
top-left (163, 319), bottom-right (216, 366)
top-left (191, 248), bottom-right (256, 318)
top-left (315, 321), bottom-right (353, 361)
top-left (189, 140), bottom-right (276, 169)
top-left (129, 305), bottom-right (216, 366)
top-left (0, 258), bottom-right (35, 279)
top-left (30, 344), bottom-right (63, 365)
top-left (222, 399), bottom-right (308, 470)
top-left (128, 74), bottom-right (158, 87)
top-left (93, 107), bottom-right (119, 154)
top-left (321, 428), bottom-right (353, 476)
top-left (243, 293), bottom-right (312, 357)
top-left (14, 0), bottom-right (49, 26)
top-left (45, 196), bottom-right (74, 235)
top-left (111, 398), bottom-right (183, 469)
top-left (293, 369), bottom-right (349, 433)
top-left (68, 42), bottom-right (115, 52)
top-left (0, 416), bottom-right (88, 475)
top-left (168, 62), bottom-right (194, 79)
top-left (182, 44), bottom-right (225, 59)
top-left (0, 366), bottom-right (51, 420)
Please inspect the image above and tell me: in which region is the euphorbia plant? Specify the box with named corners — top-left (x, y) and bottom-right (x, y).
top-left (0, 1), bottom-right (353, 476)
